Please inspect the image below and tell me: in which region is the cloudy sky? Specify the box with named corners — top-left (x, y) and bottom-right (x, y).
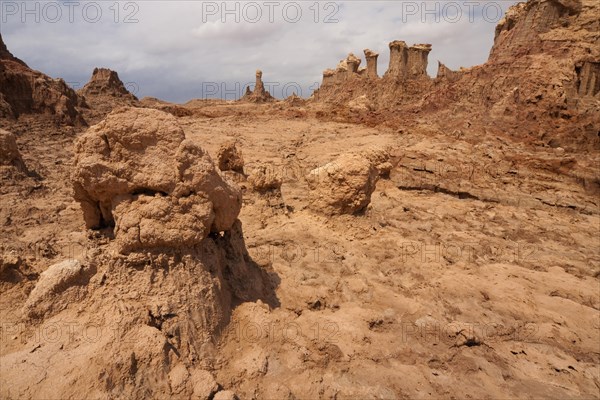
top-left (1, 0), bottom-right (519, 102)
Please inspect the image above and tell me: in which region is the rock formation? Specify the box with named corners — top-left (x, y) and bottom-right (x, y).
top-left (322, 69), bottom-right (336, 86)
top-left (0, 34), bottom-right (86, 125)
top-left (345, 53), bottom-right (361, 77)
top-left (364, 49), bottom-right (379, 78)
top-left (248, 164), bottom-right (282, 193)
top-left (335, 59), bottom-right (349, 83)
top-left (407, 44), bottom-right (432, 78)
top-left (306, 149), bottom-right (391, 215)
top-left (383, 41), bottom-right (432, 79)
top-left (314, 42), bottom-right (435, 115)
top-left (78, 67), bottom-right (139, 122)
top-left (217, 141), bottom-right (245, 173)
top-left (314, 0), bottom-right (599, 150)
top-left (425, 0), bottom-right (600, 149)
top-left (72, 107), bottom-right (242, 253)
top-left (284, 92), bottom-right (307, 106)
top-left (23, 260), bottom-right (93, 318)
top-left (241, 70), bottom-right (274, 103)
top-left (0, 129), bottom-right (26, 171)
top-left (384, 40), bottom-right (408, 79)
top-left (79, 68), bottom-right (138, 100)
top-left (436, 61), bottom-right (460, 81)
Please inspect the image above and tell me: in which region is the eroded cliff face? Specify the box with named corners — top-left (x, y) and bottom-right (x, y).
top-left (313, 0), bottom-right (600, 150)
top-left (0, 34), bottom-right (87, 125)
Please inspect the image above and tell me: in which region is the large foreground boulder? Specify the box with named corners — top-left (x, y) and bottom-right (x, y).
top-left (72, 107), bottom-right (242, 252)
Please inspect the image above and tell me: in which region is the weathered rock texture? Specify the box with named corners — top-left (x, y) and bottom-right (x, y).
top-left (364, 49), bottom-right (379, 78)
top-left (313, 0), bottom-right (600, 151)
top-left (0, 129), bottom-right (26, 171)
top-left (0, 34), bottom-right (86, 125)
top-left (79, 68), bottom-right (138, 100)
top-left (422, 0), bottom-right (600, 149)
top-left (307, 149), bottom-right (391, 215)
top-left (77, 67), bottom-right (139, 123)
top-left (315, 41), bottom-right (435, 112)
top-left (217, 141), bottom-right (245, 173)
top-left (284, 93), bottom-right (307, 107)
top-left (72, 107), bottom-right (242, 253)
top-left (23, 260), bottom-right (93, 318)
top-left (241, 70), bottom-right (274, 103)
top-left (436, 61), bottom-right (459, 82)
top-left (248, 164), bottom-right (282, 193)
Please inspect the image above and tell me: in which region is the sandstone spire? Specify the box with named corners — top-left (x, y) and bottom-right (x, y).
top-left (407, 44), bottom-right (432, 77)
top-left (322, 69), bottom-right (336, 86)
top-left (385, 40), bottom-right (408, 79)
top-left (364, 49), bottom-right (379, 78)
top-left (241, 69), bottom-right (274, 102)
top-left (345, 53), bottom-right (361, 78)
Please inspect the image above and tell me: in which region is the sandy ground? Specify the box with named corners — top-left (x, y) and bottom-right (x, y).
top-left (1, 102), bottom-right (598, 399)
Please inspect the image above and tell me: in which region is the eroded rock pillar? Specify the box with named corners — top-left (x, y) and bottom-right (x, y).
top-left (407, 44), bottom-right (432, 77)
top-left (385, 40), bottom-right (408, 79)
top-left (364, 49), bottom-right (379, 78)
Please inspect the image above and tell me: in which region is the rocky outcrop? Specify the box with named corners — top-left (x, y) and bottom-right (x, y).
top-left (8, 107), bottom-right (277, 400)
top-left (384, 41), bottom-right (431, 79)
top-left (248, 164), bottom-right (282, 193)
top-left (328, 53), bottom-right (367, 83)
top-left (322, 69), bottom-right (336, 86)
top-left (314, 0), bottom-right (599, 150)
top-left (345, 53), bottom-right (361, 77)
top-left (407, 44), bottom-right (432, 78)
top-left (72, 107), bottom-right (242, 253)
top-left (241, 70), bottom-right (274, 103)
top-left (364, 49), bottom-right (379, 78)
top-left (385, 40), bottom-right (408, 79)
top-left (423, 0), bottom-right (600, 149)
top-left (317, 41), bottom-right (434, 108)
top-left (284, 92), bottom-right (307, 106)
top-left (9, 135), bottom-right (273, 397)
top-left (217, 141), bottom-right (244, 173)
top-left (0, 129), bottom-right (26, 171)
top-left (489, 0), bottom-right (583, 62)
top-left (0, 34), bottom-right (86, 125)
top-left (577, 61), bottom-right (600, 96)
top-left (306, 149), bottom-right (391, 215)
top-left (436, 62), bottom-right (460, 82)
top-left (79, 68), bottom-right (137, 100)
top-left (78, 67), bottom-right (139, 122)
